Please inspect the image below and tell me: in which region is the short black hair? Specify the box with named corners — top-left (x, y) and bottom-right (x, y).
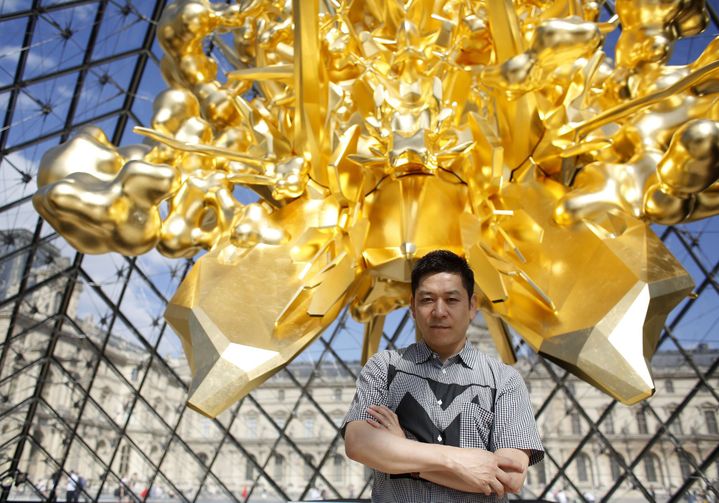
top-left (411, 250), bottom-right (474, 299)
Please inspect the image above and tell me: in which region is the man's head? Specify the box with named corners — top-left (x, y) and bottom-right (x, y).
top-left (410, 250), bottom-right (477, 359)
top-left (411, 250), bottom-right (475, 299)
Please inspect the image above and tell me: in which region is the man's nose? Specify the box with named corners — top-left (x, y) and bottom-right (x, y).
top-left (433, 300), bottom-right (448, 316)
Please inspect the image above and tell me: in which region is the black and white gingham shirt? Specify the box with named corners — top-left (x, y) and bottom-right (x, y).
top-left (342, 340), bottom-right (544, 503)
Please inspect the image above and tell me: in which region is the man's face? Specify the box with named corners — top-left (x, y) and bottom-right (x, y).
top-left (410, 272), bottom-right (477, 357)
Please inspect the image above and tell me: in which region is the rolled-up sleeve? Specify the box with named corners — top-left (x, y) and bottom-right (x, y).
top-left (340, 352), bottom-right (389, 438)
top-left (491, 368), bottom-right (545, 465)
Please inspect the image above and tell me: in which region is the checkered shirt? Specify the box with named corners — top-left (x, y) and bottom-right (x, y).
top-left (342, 340), bottom-right (544, 503)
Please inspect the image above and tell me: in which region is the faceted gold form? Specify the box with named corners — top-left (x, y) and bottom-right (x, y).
top-left (33, 0), bottom-right (719, 416)
top-left (165, 195), bottom-right (354, 414)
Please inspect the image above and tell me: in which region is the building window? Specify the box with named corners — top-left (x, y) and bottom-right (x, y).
top-left (364, 464), bottom-right (372, 480)
top-left (570, 411), bottom-right (582, 435)
top-left (705, 409), bottom-right (718, 434)
top-left (246, 455), bottom-right (257, 480)
top-left (678, 452), bottom-right (696, 480)
top-left (609, 455), bottom-right (623, 481)
top-left (644, 454), bottom-right (657, 482)
top-left (538, 461), bottom-right (547, 485)
top-left (278, 389), bottom-right (285, 401)
top-left (274, 454), bottom-right (285, 479)
top-left (247, 415), bottom-right (257, 438)
top-left (636, 409), bottom-right (648, 434)
top-left (201, 418), bottom-right (212, 437)
top-left (576, 453), bottom-right (591, 483)
top-left (119, 444), bottom-right (130, 475)
top-left (274, 414), bottom-right (286, 429)
top-left (604, 411), bottom-right (615, 435)
top-left (333, 454), bottom-right (344, 481)
top-left (670, 408), bottom-right (683, 436)
top-left (531, 461), bottom-right (546, 486)
top-left (304, 454), bottom-right (315, 478)
top-left (665, 379), bottom-right (674, 393)
top-left (304, 417), bottom-right (314, 438)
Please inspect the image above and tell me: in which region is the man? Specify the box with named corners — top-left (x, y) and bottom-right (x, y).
top-left (342, 250), bottom-right (544, 502)
top-left (65, 470), bottom-right (79, 503)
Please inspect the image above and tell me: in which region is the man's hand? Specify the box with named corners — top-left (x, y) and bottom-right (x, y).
top-left (366, 405), bottom-right (404, 438)
top-left (495, 448), bottom-right (530, 493)
top-left (420, 448), bottom-right (524, 497)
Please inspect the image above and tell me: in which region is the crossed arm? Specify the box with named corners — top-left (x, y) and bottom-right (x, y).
top-left (344, 406), bottom-right (529, 498)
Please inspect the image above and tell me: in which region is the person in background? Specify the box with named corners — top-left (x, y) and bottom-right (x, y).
top-left (65, 470), bottom-right (79, 503)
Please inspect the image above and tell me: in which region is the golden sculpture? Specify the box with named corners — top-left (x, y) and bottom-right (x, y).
top-left (33, 0), bottom-right (718, 417)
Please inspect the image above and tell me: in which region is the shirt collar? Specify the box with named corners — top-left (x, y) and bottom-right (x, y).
top-left (456, 339), bottom-right (478, 369)
top-left (412, 339), bottom-right (478, 368)
top-left (412, 340), bottom-right (434, 364)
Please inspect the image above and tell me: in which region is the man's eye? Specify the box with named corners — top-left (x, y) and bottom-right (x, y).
top-left (421, 298), bottom-right (433, 303)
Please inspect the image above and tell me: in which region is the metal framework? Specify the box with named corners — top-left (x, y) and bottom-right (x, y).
top-left (0, 1), bottom-right (718, 502)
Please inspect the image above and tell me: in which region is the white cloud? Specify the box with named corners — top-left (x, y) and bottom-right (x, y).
top-left (70, 3), bottom-right (96, 23)
top-left (1, 150), bottom-right (38, 178)
top-left (0, 0), bottom-right (26, 13)
top-left (0, 44), bottom-right (59, 72)
top-left (54, 83), bottom-right (74, 100)
top-left (72, 250), bottom-right (179, 348)
top-left (0, 151), bottom-right (39, 212)
top-left (0, 44), bottom-right (21, 63)
top-left (14, 91), bottom-right (42, 112)
top-left (24, 49), bottom-right (58, 72)
top-left (0, 206), bottom-right (41, 234)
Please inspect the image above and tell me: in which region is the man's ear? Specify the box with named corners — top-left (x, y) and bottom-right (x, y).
top-left (409, 296), bottom-right (415, 319)
top-left (469, 293), bottom-right (478, 318)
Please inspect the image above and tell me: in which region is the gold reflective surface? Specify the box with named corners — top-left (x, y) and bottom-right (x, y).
top-left (33, 0), bottom-right (717, 416)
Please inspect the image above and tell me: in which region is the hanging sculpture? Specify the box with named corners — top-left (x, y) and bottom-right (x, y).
top-left (33, 0), bottom-right (719, 417)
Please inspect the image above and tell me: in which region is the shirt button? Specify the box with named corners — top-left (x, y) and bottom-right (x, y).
top-left (437, 399), bottom-right (442, 405)
top-left (437, 435), bottom-right (442, 442)
top-left (442, 369), bottom-right (447, 374)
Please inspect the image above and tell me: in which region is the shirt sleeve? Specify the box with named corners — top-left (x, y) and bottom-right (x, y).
top-left (340, 351), bottom-right (389, 438)
top-left (491, 367), bottom-right (545, 466)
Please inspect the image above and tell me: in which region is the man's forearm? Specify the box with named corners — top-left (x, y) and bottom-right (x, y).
top-left (417, 470), bottom-right (480, 493)
top-left (344, 420), bottom-right (453, 474)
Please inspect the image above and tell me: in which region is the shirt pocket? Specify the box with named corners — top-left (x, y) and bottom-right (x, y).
top-left (460, 402), bottom-right (494, 449)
